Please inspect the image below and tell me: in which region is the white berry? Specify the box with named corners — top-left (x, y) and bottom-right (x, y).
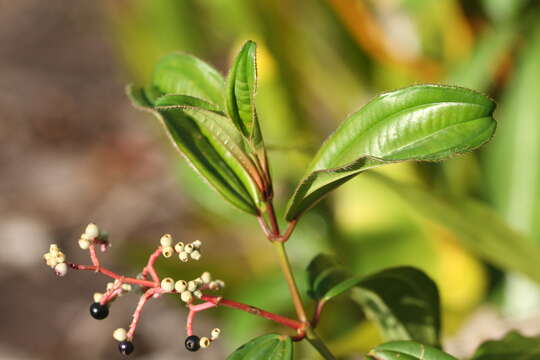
top-left (179, 252), bottom-right (189, 262)
top-left (93, 292), bottom-right (103, 302)
top-left (174, 241), bottom-right (184, 253)
top-left (54, 262), bottom-right (68, 277)
top-left (162, 246), bottom-right (173, 258)
top-left (161, 277), bottom-right (175, 292)
top-left (211, 328), bottom-right (221, 340)
top-left (113, 328), bottom-right (127, 342)
top-left (192, 240), bottom-right (202, 248)
top-left (190, 250), bottom-right (201, 261)
top-left (78, 238), bottom-right (90, 250)
top-left (201, 272), bottom-right (212, 284)
top-left (160, 234), bottom-right (172, 247)
top-left (187, 281), bottom-right (198, 292)
top-left (199, 337), bottom-right (211, 348)
top-left (180, 291), bottom-right (192, 303)
top-left (184, 244), bottom-right (194, 254)
top-left (85, 223), bottom-right (100, 239)
top-left (175, 280), bottom-right (187, 293)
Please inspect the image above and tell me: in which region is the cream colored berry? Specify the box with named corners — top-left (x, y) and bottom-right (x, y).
top-left (179, 251), bottom-right (189, 262)
top-left (161, 277), bottom-right (175, 292)
top-left (193, 290), bottom-right (202, 299)
top-left (199, 337), bottom-right (211, 348)
top-left (201, 272), bottom-right (212, 284)
top-left (162, 246), bottom-right (173, 258)
top-left (184, 244), bottom-right (194, 254)
top-left (46, 257), bottom-right (57, 268)
top-left (78, 238), bottom-right (90, 250)
top-left (174, 241), bottom-right (184, 253)
top-left (180, 291), bottom-right (192, 303)
top-left (85, 223), bottom-right (100, 239)
top-left (192, 240), bottom-right (202, 249)
top-left (175, 280), bottom-right (187, 293)
top-left (113, 328), bottom-right (127, 342)
top-left (54, 262), bottom-right (68, 277)
top-left (211, 328), bottom-right (221, 340)
top-left (190, 250), bottom-right (201, 261)
top-left (93, 292), bottom-right (104, 303)
top-left (121, 284), bottom-right (132, 292)
top-left (107, 282), bottom-right (114, 291)
top-left (55, 252), bottom-right (66, 263)
top-left (49, 244), bottom-right (59, 255)
top-left (160, 234), bottom-right (172, 247)
top-left (187, 281), bottom-right (198, 292)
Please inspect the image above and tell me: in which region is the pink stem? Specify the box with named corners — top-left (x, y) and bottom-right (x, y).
top-left (186, 301), bottom-right (218, 336)
top-left (127, 288), bottom-right (162, 339)
top-left (142, 248), bottom-right (162, 283)
top-left (100, 286), bottom-right (123, 305)
top-left (201, 295), bottom-right (304, 331)
top-left (89, 244), bottom-right (100, 269)
top-left (68, 263), bottom-right (157, 288)
top-left (257, 216), bottom-right (271, 238)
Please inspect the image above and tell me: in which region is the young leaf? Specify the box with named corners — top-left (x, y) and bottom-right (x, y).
top-left (127, 85), bottom-right (263, 214)
top-left (227, 334), bottom-right (293, 360)
top-left (367, 341), bottom-right (457, 360)
top-left (285, 84), bottom-right (496, 221)
top-left (226, 40), bottom-right (263, 145)
top-left (471, 331), bottom-right (540, 360)
top-left (151, 52), bottom-right (226, 108)
top-left (306, 255), bottom-right (441, 346)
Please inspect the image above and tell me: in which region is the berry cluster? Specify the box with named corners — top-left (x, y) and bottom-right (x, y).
top-left (42, 244), bottom-right (68, 277)
top-left (43, 223), bottom-right (228, 356)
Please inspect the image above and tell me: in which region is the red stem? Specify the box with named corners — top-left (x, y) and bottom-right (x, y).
top-left (186, 301), bottom-right (218, 336)
top-left (311, 300), bottom-right (326, 328)
top-left (69, 263), bottom-right (158, 288)
top-left (127, 288), bottom-right (163, 339)
top-left (142, 247), bottom-right (162, 283)
top-left (201, 295), bottom-right (304, 331)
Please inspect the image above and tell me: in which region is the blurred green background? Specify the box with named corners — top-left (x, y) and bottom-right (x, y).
top-left (1, 0), bottom-right (540, 359)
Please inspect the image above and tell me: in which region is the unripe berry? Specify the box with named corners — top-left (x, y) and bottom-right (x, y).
top-left (49, 244), bottom-right (59, 256)
top-left (199, 337), bottom-right (211, 349)
top-left (193, 290), bottom-right (202, 299)
top-left (161, 277), bottom-right (175, 292)
top-left (121, 284), bottom-right (132, 292)
top-left (190, 250), bottom-right (201, 261)
top-left (55, 252), bottom-right (66, 263)
top-left (118, 340), bottom-right (134, 355)
top-left (162, 246), bottom-right (173, 258)
top-left (185, 335), bottom-right (200, 352)
top-left (180, 291), bottom-right (192, 303)
top-left (201, 272), bottom-right (212, 284)
top-left (175, 280), bottom-right (187, 293)
top-left (192, 240), bottom-right (202, 249)
top-left (107, 282), bottom-right (114, 291)
top-left (78, 238), bottom-right (90, 250)
top-left (211, 328), bottom-right (221, 340)
top-left (187, 281), bottom-right (198, 292)
top-left (113, 328), bottom-right (127, 342)
top-left (184, 244), bottom-right (194, 254)
top-left (89, 302), bottom-right (109, 320)
top-left (85, 223), bottom-right (100, 239)
top-left (160, 234), bottom-right (172, 247)
top-left (179, 252), bottom-right (189, 262)
top-left (174, 241), bottom-right (184, 253)
top-left (54, 262), bottom-right (68, 277)
top-left (93, 292), bottom-right (103, 303)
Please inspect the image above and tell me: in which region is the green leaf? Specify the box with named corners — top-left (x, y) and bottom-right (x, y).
top-left (285, 84), bottom-right (496, 221)
top-left (127, 85), bottom-right (263, 214)
top-left (471, 331), bottom-right (540, 360)
top-left (227, 334), bottom-right (293, 360)
top-left (226, 40), bottom-right (263, 146)
top-left (372, 173), bottom-right (540, 284)
top-left (367, 341), bottom-right (457, 360)
top-left (151, 52), bottom-right (225, 108)
top-left (306, 255), bottom-right (441, 346)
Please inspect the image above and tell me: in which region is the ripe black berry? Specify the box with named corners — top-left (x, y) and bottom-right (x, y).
top-left (185, 335), bottom-right (201, 352)
top-left (118, 340), bottom-right (134, 356)
top-left (89, 302), bottom-right (109, 320)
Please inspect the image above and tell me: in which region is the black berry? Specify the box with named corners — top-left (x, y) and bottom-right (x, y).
top-left (118, 341), bottom-right (134, 356)
top-left (89, 302), bottom-right (109, 320)
top-left (185, 335), bottom-right (201, 352)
